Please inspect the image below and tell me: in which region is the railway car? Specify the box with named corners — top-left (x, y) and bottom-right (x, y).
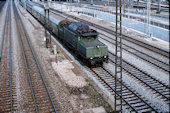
top-left (25, 2), bottom-right (108, 66)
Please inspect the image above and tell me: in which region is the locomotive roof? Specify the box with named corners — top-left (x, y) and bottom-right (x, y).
top-left (62, 21), bottom-right (98, 35)
top-left (68, 22), bottom-right (89, 32)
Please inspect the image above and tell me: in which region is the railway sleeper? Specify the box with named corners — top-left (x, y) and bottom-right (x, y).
top-left (162, 92), bottom-right (170, 95)
top-left (0, 95), bottom-right (11, 99)
top-left (0, 102), bottom-right (11, 106)
top-left (123, 96), bottom-right (136, 100)
top-left (0, 90), bottom-right (11, 94)
top-left (0, 108), bottom-right (12, 113)
top-left (141, 77), bottom-right (152, 81)
top-left (152, 85), bottom-right (165, 89)
top-left (128, 98), bottom-right (140, 102)
top-left (105, 78), bottom-right (115, 82)
top-left (122, 93), bottom-right (134, 97)
top-left (128, 70), bottom-right (139, 74)
top-left (129, 101), bottom-right (142, 105)
top-left (122, 92), bottom-right (132, 96)
top-left (133, 104), bottom-right (147, 108)
top-left (159, 90), bottom-right (169, 93)
top-left (134, 106), bottom-right (151, 112)
top-left (146, 81), bottom-right (157, 85)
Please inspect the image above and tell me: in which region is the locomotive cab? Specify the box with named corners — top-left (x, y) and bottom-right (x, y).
top-left (79, 34), bottom-right (108, 65)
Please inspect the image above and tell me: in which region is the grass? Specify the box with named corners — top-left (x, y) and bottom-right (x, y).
top-left (84, 78), bottom-right (114, 113)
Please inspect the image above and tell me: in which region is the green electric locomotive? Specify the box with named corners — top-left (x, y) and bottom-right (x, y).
top-left (57, 20), bottom-right (108, 65)
top-left (25, 2), bottom-right (108, 66)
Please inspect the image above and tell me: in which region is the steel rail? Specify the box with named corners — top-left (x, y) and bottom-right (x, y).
top-left (108, 52), bottom-right (170, 102)
top-left (30, 2), bottom-right (169, 62)
top-left (102, 67), bottom-right (158, 112)
top-left (13, 2), bottom-right (57, 113)
top-left (31, 1), bottom-right (169, 58)
top-left (99, 34), bottom-right (169, 73)
top-left (9, 1), bottom-right (13, 113)
top-left (0, 1), bottom-right (13, 112)
top-left (29, 1), bottom-right (169, 88)
top-left (45, 6), bottom-right (170, 100)
top-left (46, 6), bottom-right (169, 58)
top-left (82, 6), bottom-right (169, 30)
top-left (21, 13), bottom-right (58, 113)
top-left (22, 1), bottom-right (167, 111)
top-left (90, 68), bottom-right (138, 112)
top-left (31, 2), bottom-right (169, 72)
top-left (13, 2), bottom-right (39, 113)
top-left (90, 67), bottom-right (158, 112)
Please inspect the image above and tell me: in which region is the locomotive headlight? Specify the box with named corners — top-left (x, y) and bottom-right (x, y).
top-left (104, 56), bottom-right (107, 58)
top-left (96, 45), bottom-right (100, 48)
top-left (90, 57), bottom-right (93, 59)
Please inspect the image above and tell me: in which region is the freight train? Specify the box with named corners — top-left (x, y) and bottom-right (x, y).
top-left (25, 2), bottom-right (108, 66)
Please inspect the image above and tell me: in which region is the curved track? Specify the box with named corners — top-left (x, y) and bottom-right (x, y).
top-left (38, 3), bottom-right (169, 71)
top-left (99, 33), bottom-right (169, 73)
top-left (32, 2), bottom-right (169, 58)
top-left (41, 5), bottom-right (169, 58)
top-left (108, 52), bottom-right (170, 102)
top-left (13, 2), bottom-right (58, 113)
top-left (21, 2), bottom-right (169, 112)
top-left (89, 67), bottom-right (158, 112)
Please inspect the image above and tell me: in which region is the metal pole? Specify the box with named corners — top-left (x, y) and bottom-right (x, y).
top-left (91, 0), bottom-right (93, 5)
top-left (115, 0), bottom-right (123, 112)
top-left (158, 0), bottom-right (161, 13)
top-left (146, 0), bottom-right (151, 38)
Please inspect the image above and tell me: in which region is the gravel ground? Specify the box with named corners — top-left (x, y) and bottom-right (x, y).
top-left (74, 13), bottom-right (169, 50)
top-left (17, 3), bottom-right (113, 113)
top-left (52, 60), bottom-right (87, 88)
top-left (104, 63), bottom-right (169, 112)
top-left (48, 2), bottom-right (169, 112)
top-left (50, 2), bottom-right (169, 50)
top-left (99, 32), bottom-right (168, 64)
top-left (49, 3), bottom-right (169, 68)
top-left (17, 5), bottom-right (74, 113)
top-left (17, 1), bottom-right (169, 112)
top-left (11, 2), bottom-right (37, 112)
top-left (100, 38), bottom-right (169, 85)
top-left (60, 10), bottom-right (169, 84)
top-left (59, 10), bottom-right (169, 84)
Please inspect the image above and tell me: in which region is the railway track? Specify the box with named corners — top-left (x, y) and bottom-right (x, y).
top-left (34, 3), bottom-right (169, 68)
top-left (13, 2), bottom-right (59, 113)
top-left (32, 2), bottom-right (169, 58)
top-left (22, 2), bottom-right (169, 112)
top-left (99, 33), bottom-right (169, 73)
top-left (31, 2), bottom-right (169, 56)
top-left (88, 67), bottom-right (158, 112)
top-left (68, 15), bottom-right (169, 58)
top-left (108, 52), bottom-right (170, 102)
top-left (49, 7), bottom-right (169, 58)
top-left (43, 5), bottom-right (169, 73)
top-left (82, 6), bottom-right (169, 30)
top-left (0, 1), bottom-right (16, 112)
